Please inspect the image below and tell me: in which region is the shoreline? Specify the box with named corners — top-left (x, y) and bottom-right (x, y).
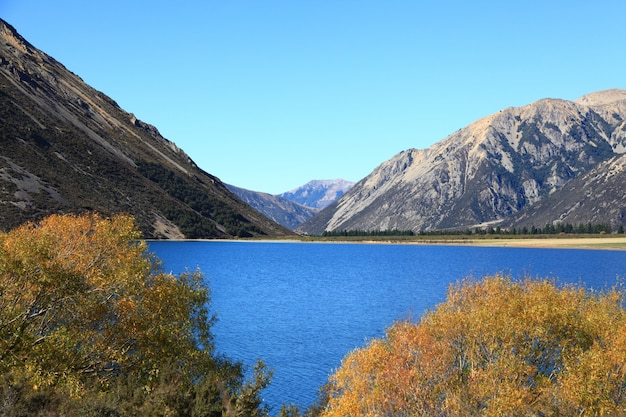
top-left (343, 237), bottom-right (626, 250)
top-left (439, 236), bottom-right (626, 250)
top-left (149, 236), bottom-right (626, 250)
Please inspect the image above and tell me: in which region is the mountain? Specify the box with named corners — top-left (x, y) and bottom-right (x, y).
top-left (226, 184), bottom-right (319, 230)
top-left (279, 179), bottom-right (355, 209)
top-left (0, 19), bottom-right (293, 239)
top-left (299, 89), bottom-right (626, 235)
top-left (510, 151), bottom-right (626, 228)
top-left (226, 179), bottom-right (354, 230)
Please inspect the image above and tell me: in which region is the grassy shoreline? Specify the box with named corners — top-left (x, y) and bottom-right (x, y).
top-left (160, 234), bottom-right (626, 250)
top-left (291, 234), bottom-right (626, 250)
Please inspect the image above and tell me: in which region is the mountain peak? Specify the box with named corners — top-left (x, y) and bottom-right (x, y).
top-left (299, 90), bottom-right (626, 234)
top-left (286, 179), bottom-right (355, 193)
top-left (280, 179), bottom-right (356, 210)
top-left (574, 88), bottom-right (626, 106)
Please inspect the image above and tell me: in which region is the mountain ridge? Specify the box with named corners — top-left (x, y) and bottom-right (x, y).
top-left (0, 18), bottom-right (293, 239)
top-left (299, 89), bottom-right (626, 234)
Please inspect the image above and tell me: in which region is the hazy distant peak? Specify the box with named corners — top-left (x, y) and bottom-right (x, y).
top-left (285, 179), bottom-right (355, 193)
top-left (226, 184), bottom-right (319, 230)
top-left (280, 179), bottom-right (356, 210)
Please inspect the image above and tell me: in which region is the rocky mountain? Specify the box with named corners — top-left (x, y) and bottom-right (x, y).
top-left (510, 151), bottom-right (626, 228)
top-left (226, 179), bottom-right (354, 230)
top-left (226, 184), bottom-right (319, 230)
top-left (0, 19), bottom-right (293, 239)
top-left (279, 179), bottom-right (355, 209)
top-left (299, 89), bottom-right (626, 235)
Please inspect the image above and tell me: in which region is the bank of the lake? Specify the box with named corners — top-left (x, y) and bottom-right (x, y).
top-left (263, 234), bottom-right (626, 250)
top-left (462, 236), bottom-right (626, 249)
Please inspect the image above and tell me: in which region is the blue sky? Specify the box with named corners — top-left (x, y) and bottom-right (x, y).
top-left (2, 1), bottom-right (625, 194)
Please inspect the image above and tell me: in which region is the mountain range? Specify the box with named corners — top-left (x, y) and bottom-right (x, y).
top-left (0, 18), bottom-right (292, 239)
top-left (299, 89), bottom-right (626, 234)
top-left (3, 17), bottom-right (625, 239)
top-left (225, 184), bottom-right (319, 230)
top-left (227, 179), bottom-right (354, 229)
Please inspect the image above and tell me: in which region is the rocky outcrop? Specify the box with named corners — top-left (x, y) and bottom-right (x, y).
top-left (299, 90), bottom-right (626, 234)
top-left (0, 18), bottom-right (293, 238)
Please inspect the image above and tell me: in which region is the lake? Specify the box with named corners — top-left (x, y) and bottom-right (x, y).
top-left (148, 241), bottom-right (626, 412)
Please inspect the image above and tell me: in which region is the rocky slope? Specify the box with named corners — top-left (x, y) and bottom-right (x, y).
top-left (510, 151), bottom-right (626, 228)
top-left (300, 89), bottom-right (626, 234)
top-left (0, 19), bottom-right (292, 239)
top-left (226, 184), bottom-right (319, 230)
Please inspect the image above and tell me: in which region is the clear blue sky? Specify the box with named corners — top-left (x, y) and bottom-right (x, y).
top-left (2, 1), bottom-right (624, 194)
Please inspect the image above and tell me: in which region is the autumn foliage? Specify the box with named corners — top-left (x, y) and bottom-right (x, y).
top-left (0, 213), bottom-right (270, 416)
top-left (321, 275), bottom-right (626, 416)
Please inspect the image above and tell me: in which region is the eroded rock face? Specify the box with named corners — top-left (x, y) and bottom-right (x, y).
top-left (300, 90), bottom-right (626, 234)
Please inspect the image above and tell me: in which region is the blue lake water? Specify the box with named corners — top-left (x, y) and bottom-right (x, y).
top-left (148, 241), bottom-right (626, 412)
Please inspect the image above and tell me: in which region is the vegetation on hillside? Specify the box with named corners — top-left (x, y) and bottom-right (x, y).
top-left (318, 275), bottom-right (626, 416)
top-left (137, 162), bottom-right (264, 238)
top-left (0, 213), bottom-right (271, 416)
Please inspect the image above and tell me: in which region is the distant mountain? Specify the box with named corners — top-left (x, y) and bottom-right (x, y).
top-left (279, 179), bottom-right (355, 209)
top-left (0, 18), bottom-right (293, 239)
top-left (299, 89), bottom-right (626, 234)
top-left (226, 184), bottom-right (319, 230)
top-left (226, 179), bottom-right (354, 230)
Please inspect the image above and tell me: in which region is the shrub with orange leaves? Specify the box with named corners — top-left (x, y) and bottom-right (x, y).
top-left (321, 274), bottom-right (626, 416)
top-left (0, 213), bottom-right (214, 389)
top-left (0, 213), bottom-right (271, 416)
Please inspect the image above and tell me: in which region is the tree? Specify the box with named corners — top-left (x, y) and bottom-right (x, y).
top-left (0, 213), bottom-right (269, 416)
top-left (321, 275), bottom-right (626, 416)
top-left (230, 360), bottom-right (273, 417)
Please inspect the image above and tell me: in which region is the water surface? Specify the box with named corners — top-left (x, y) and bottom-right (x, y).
top-left (149, 241), bottom-right (626, 411)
